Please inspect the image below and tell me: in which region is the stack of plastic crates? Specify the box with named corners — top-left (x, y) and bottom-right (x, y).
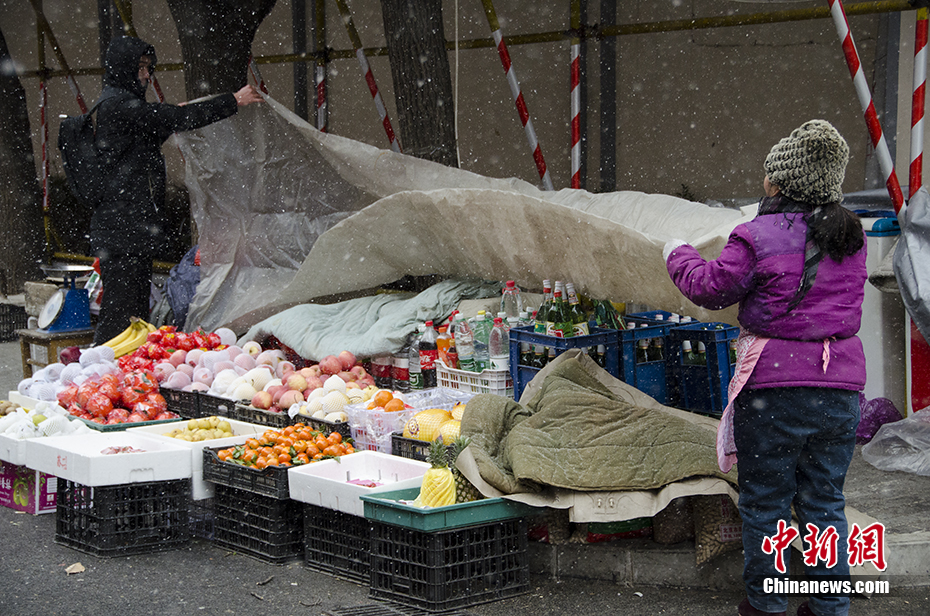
top-left (203, 447), bottom-right (303, 563)
top-left (361, 487), bottom-right (532, 612)
top-left (302, 504), bottom-right (372, 584)
top-left (55, 478), bottom-right (192, 557)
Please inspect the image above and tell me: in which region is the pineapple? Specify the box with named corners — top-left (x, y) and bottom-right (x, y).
top-left (449, 436), bottom-right (482, 503)
top-left (414, 439), bottom-right (456, 508)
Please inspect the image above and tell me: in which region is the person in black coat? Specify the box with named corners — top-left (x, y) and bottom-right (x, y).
top-left (91, 36), bottom-right (262, 344)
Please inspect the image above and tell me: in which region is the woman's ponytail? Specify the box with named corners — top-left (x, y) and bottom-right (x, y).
top-left (806, 203), bottom-right (864, 261)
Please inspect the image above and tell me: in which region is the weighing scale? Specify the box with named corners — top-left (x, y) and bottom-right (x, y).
top-left (36, 264), bottom-right (94, 332)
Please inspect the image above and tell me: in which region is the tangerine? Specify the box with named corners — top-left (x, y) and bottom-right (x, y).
top-left (384, 397), bottom-right (405, 412)
top-left (372, 390), bottom-right (394, 408)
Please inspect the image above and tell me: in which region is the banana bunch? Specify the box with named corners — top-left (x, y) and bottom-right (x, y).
top-left (102, 317), bottom-right (156, 358)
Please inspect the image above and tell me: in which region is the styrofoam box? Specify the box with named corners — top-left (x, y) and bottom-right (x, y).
top-left (127, 417), bottom-right (266, 500)
top-left (0, 434), bottom-right (27, 466)
top-left (25, 432), bottom-right (192, 487)
top-left (288, 450), bottom-right (430, 517)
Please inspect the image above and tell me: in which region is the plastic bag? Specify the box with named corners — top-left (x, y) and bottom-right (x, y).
top-left (861, 409), bottom-right (930, 476)
top-left (857, 393), bottom-right (903, 444)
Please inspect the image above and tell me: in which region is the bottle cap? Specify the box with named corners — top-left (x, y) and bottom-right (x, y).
top-left (425, 320), bottom-right (433, 327)
top-left (439, 326), bottom-right (447, 333)
top-left (506, 280), bottom-right (516, 288)
top-left (493, 317), bottom-right (503, 325)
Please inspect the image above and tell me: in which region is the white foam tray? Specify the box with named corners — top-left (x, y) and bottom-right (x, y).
top-left (127, 417), bottom-right (266, 500)
top-left (288, 450), bottom-right (429, 516)
top-left (25, 431), bottom-right (192, 487)
top-left (0, 434), bottom-right (26, 466)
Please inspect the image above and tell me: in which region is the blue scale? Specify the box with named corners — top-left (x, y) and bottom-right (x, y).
top-left (37, 264), bottom-right (94, 332)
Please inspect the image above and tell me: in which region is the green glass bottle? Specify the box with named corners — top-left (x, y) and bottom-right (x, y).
top-left (546, 282), bottom-right (574, 338)
top-left (565, 282), bottom-right (590, 336)
top-left (534, 279), bottom-right (552, 335)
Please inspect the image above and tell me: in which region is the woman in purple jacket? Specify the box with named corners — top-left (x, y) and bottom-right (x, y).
top-left (665, 120), bottom-right (867, 616)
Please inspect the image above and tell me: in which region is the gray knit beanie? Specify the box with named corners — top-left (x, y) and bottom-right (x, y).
top-left (763, 119), bottom-right (849, 205)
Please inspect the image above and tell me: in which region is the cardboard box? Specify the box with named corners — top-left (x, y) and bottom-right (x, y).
top-left (288, 450), bottom-right (429, 516)
top-left (127, 417), bottom-right (265, 500)
top-left (0, 460), bottom-right (56, 514)
top-left (25, 431), bottom-right (192, 487)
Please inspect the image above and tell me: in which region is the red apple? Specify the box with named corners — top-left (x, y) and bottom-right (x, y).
top-left (318, 355), bottom-right (342, 375)
top-left (251, 391), bottom-right (273, 410)
top-left (338, 350), bottom-right (357, 371)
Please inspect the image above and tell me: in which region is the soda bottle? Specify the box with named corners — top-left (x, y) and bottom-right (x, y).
top-left (565, 282), bottom-right (590, 336)
top-left (694, 341), bottom-right (707, 366)
top-left (534, 279), bottom-right (553, 334)
top-left (436, 326), bottom-right (453, 368)
top-left (681, 339), bottom-right (696, 366)
top-left (500, 280), bottom-right (523, 319)
top-left (636, 338), bottom-right (650, 364)
top-left (391, 336), bottom-right (412, 392)
top-left (371, 353), bottom-right (393, 388)
top-left (546, 282), bottom-right (574, 338)
top-left (489, 317), bottom-right (510, 370)
top-left (729, 338), bottom-right (738, 364)
top-left (409, 323), bottom-right (426, 390)
top-left (453, 313), bottom-right (477, 372)
top-left (650, 336), bottom-right (665, 362)
top-left (530, 344), bottom-right (547, 368)
top-left (472, 312), bottom-right (492, 372)
top-left (418, 320), bottom-right (439, 388)
top-left (594, 344), bottom-right (607, 368)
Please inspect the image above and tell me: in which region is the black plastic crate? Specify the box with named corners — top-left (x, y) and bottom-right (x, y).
top-left (202, 447), bottom-right (291, 500)
top-left (302, 503), bottom-right (371, 584)
top-left (667, 322), bottom-right (739, 416)
top-left (162, 388), bottom-right (201, 418)
top-left (368, 517), bottom-right (530, 612)
top-left (212, 484), bottom-right (303, 564)
top-left (189, 497), bottom-right (214, 540)
top-left (55, 478), bottom-right (191, 557)
top-left (298, 414), bottom-right (353, 441)
top-left (0, 304), bottom-right (27, 342)
top-left (198, 393), bottom-right (237, 419)
top-left (391, 432), bottom-right (455, 464)
top-left (232, 402), bottom-right (295, 429)
top-left (508, 326), bottom-right (620, 401)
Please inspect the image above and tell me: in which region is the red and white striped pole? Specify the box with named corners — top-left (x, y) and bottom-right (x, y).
top-left (828, 0), bottom-right (905, 213)
top-left (315, 63), bottom-right (328, 132)
top-left (333, 0), bottom-right (401, 153)
top-left (481, 0), bottom-right (554, 190)
top-left (911, 8), bottom-right (928, 196)
top-left (570, 42), bottom-right (581, 189)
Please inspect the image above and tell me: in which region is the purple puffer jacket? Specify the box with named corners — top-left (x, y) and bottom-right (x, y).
top-left (666, 210), bottom-right (867, 390)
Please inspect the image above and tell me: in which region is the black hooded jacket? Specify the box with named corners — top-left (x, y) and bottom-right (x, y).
top-left (91, 36), bottom-right (238, 255)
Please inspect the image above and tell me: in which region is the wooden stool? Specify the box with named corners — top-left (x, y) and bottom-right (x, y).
top-left (16, 328), bottom-right (95, 379)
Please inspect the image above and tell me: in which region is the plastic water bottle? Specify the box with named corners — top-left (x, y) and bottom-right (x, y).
top-left (409, 324), bottom-right (425, 390)
top-left (489, 317), bottom-right (510, 371)
top-left (472, 312), bottom-right (491, 372)
top-left (453, 313), bottom-right (477, 372)
top-left (418, 321), bottom-right (439, 388)
top-left (500, 280), bottom-right (523, 319)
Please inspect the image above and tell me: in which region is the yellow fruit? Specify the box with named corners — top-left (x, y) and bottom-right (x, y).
top-left (403, 408), bottom-right (453, 442)
top-left (451, 402), bottom-right (466, 421)
top-left (438, 419), bottom-right (460, 443)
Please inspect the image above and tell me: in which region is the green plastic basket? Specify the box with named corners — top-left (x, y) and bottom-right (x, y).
top-left (360, 486), bottom-right (534, 532)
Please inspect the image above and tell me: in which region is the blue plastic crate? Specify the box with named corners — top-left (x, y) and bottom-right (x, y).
top-left (625, 309), bottom-right (682, 325)
top-left (667, 322), bottom-right (739, 416)
top-left (508, 326), bottom-right (620, 400)
top-left (618, 322), bottom-right (675, 404)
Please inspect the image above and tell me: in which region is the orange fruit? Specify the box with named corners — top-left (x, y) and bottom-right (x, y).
top-left (384, 397), bottom-right (405, 412)
top-left (372, 390), bottom-right (394, 408)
